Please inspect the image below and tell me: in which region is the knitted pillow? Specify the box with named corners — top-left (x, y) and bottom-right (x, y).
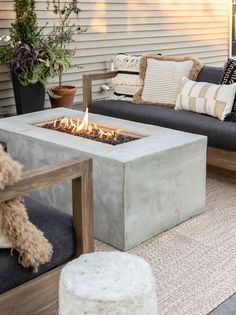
top-left (0, 145), bottom-right (53, 271)
top-left (111, 54), bottom-right (143, 101)
top-left (133, 55), bottom-right (203, 107)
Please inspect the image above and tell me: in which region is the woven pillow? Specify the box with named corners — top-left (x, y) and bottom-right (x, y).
top-left (111, 54), bottom-right (143, 101)
top-left (175, 76), bottom-right (236, 121)
top-left (133, 55), bottom-right (203, 106)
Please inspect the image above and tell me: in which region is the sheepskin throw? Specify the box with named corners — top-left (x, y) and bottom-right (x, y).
top-left (111, 54), bottom-right (143, 101)
top-left (133, 55), bottom-right (203, 106)
top-left (175, 76), bottom-right (236, 121)
top-left (0, 145), bottom-right (53, 271)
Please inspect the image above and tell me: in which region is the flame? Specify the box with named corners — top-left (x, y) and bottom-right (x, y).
top-left (53, 109), bottom-right (121, 141)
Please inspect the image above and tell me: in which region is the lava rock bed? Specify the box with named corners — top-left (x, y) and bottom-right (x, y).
top-left (42, 123), bottom-right (139, 146)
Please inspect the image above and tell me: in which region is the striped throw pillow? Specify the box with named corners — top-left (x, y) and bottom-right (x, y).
top-left (111, 54), bottom-right (143, 101)
top-left (175, 77), bottom-right (236, 121)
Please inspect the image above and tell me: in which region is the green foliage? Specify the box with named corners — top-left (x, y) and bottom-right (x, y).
top-left (10, 0), bottom-right (39, 46)
top-left (0, 46), bottom-right (14, 65)
top-left (0, 0), bottom-right (85, 91)
top-left (46, 0), bottom-right (86, 88)
top-left (19, 43), bottom-right (71, 87)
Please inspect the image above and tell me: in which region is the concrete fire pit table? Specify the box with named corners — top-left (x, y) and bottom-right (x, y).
top-left (0, 108), bottom-right (207, 250)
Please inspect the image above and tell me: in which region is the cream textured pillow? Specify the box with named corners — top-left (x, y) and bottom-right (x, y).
top-left (133, 55), bottom-right (203, 106)
top-left (175, 76), bottom-right (236, 121)
top-left (142, 59), bottom-right (193, 105)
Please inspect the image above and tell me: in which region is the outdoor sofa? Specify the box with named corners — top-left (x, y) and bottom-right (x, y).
top-left (83, 65), bottom-right (236, 172)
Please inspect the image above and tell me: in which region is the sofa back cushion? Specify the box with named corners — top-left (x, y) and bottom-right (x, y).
top-left (197, 66), bottom-right (223, 84)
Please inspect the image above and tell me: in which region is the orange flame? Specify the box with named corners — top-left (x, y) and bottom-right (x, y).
top-left (53, 109), bottom-right (121, 141)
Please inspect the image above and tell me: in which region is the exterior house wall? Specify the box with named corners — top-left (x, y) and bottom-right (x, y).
top-left (0, 0), bottom-right (230, 116)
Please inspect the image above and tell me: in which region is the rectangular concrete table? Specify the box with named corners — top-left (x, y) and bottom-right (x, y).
top-left (0, 108), bottom-right (207, 250)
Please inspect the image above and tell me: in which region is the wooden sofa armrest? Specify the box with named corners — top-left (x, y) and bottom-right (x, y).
top-left (207, 147), bottom-right (236, 172)
top-left (0, 157), bottom-right (94, 256)
top-left (83, 71), bottom-right (118, 112)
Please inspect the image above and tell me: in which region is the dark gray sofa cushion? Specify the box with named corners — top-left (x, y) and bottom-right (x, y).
top-left (90, 100), bottom-right (236, 151)
top-left (0, 198), bottom-right (75, 294)
top-left (90, 66), bottom-right (236, 151)
top-left (196, 65), bottom-right (223, 84)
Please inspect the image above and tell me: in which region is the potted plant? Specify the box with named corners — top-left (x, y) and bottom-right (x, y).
top-left (0, 0), bottom-right (45, 115)
top-left (0, 0), bottom-right (84, 114)
top-left (46, 0), bottom-right (85, 108)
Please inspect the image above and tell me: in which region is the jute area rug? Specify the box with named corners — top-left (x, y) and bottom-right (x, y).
top-left (95, 170), bottom-right (236, 315)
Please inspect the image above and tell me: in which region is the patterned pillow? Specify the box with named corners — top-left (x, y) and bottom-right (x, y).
top-left (133, 55), bottom-right (203, 106)
top-left (175, 76), bottom-right (236, 121)
top-left (111, 54), bottom-right (142, 101)
top-left (224, 112), bottom-right (236, 122)
top-left (220, 58), bottom-right (236, 113)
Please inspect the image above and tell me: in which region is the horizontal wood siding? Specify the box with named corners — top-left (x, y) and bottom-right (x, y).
top-left (0, 0), bottom-right (230, 116)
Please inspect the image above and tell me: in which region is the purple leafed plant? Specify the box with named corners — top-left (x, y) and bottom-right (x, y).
top-left (8, 45), bottom-right (38, 74)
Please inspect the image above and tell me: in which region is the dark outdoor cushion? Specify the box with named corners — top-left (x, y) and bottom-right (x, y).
top-left (196, 65), bottom-right (223, 84)
top-left (90, 66), bottom-right (236, 151)
top-left (90, 100), bottom-right (236, 151)
top-left (0, 197), bottom-right (75, 294)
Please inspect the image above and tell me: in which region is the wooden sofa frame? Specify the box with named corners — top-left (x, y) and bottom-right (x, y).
top-left (0, 157), bottom-right (94, 315)
top-left (83, 71), bottom-right (236, 172)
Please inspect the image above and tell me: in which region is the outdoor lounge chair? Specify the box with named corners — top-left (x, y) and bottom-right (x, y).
top-left (0, 155), bottom-right (94, 315)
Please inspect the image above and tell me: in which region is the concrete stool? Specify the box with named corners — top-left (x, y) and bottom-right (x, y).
top-left (59, 252), bottom-right (158, 315)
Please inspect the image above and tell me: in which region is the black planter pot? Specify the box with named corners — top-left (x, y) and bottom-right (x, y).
top-left (11, 72), bottom-right (45, 115)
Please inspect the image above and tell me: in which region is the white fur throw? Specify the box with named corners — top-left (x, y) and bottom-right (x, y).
top-left (0, 145), bottom-right (53, 271)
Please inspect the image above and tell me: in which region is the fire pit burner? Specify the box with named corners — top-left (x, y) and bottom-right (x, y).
top-left (35, 110), bottom-right (142, 146)
top-left (43, 122), bottom-right (139, 145)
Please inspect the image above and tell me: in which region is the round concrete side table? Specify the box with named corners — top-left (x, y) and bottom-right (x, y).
top-left (59, 252), bottom-right (158, 315)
